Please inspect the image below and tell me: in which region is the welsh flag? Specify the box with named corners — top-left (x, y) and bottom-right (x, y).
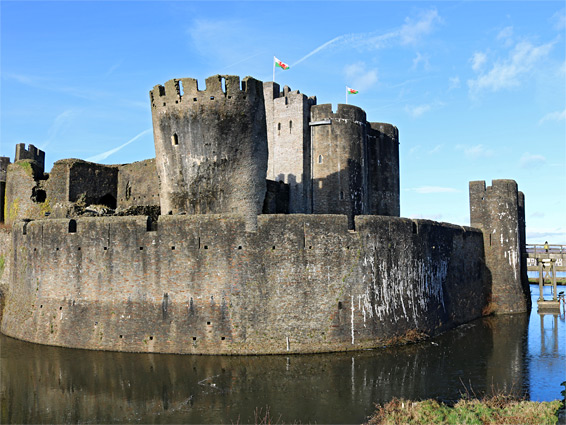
top-left (347, 87), bottom-right (358, 94)
top-left (275, 57), bottom-right (290, 70)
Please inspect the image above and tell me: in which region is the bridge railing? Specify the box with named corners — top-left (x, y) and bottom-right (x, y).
top-left (526, 244), bottom-right (565, 254)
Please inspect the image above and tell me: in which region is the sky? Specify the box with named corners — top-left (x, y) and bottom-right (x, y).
top-left (1, 1), bottom-right (565, 244)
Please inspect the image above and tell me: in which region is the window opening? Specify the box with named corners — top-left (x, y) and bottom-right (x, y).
top-left (289, 120), bottom-right (292, 133)
top-left (172, 133), bottom-right (179, 146)
top-left (68, 219), bottom-right (77, 233)
top-left (318, 154), bottom-right (323, 164)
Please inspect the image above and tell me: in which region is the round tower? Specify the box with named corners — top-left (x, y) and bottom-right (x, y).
top-left (367, 122), bottom-right (400, 217)
top-left (150, 75), bottom-right (268, 230)
top-left (310, 104), bottom-right (367, 229)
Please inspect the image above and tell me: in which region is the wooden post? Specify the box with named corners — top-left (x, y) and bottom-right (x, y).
top-left (538, 260), bottom-right (544, 301)
top-left (552, 260), bottom-right (557, 301)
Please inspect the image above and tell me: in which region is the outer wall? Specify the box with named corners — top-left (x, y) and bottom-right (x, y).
top-left (1, 214), bottom-right (487, 355)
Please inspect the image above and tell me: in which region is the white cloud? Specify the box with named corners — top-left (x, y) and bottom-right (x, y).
top-left (405, 104), bottom-right (431, 117)
top-left (468, 40), bottom-right (555, 95)
top-left (292, 8), bottom-right (442, 66)
top-left (428, 144), bottom-right (442, 154)
top-left (344, 62), bottom-right (378, 91)
top-left (538, 109), bottom-right (566, 124)
top-left (399, 9), bottom-right (442, 45)
top-left (530, 211), bottom-right (545, 219)
top-left (86, 129), bottom-right (151, 163)
top-left (496, 26), bottom-right (514, 47)
top-left (470, 52), bottom-right (487, 72)
top-left (455, 144), bottom-right (494, 159)
top-left (405, 100), bottom-right (444, 118)
top-left (40, 109), bottom-right (79, 149)
top-left (406, 186), bottom-right (459, 194)
top-left (412, 52), bottom-right (430, 70)
top-left (448, 76), bottom-right (461, 90)
top-left (551, 8), bottom-right (566, 31)
top-left (408, 145), bottom-right (421, 155)
top-left (519, 152), bottom-right (546, 169)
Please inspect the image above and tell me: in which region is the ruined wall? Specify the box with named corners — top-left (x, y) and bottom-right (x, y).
top-left (1, 214), bottom-right (487, 355)
top-left (150, 75), bottom-right (268, 230)
top-left (263, 83), bottom-right (316, 213)
top-left (3, 161), bottom-right (47, 225)
top-left (15, 144), bottom-right (45, 173)
top-left (469, 180), bottom-right (530, 314)
top-left (368, 123), bottom-right (400, 217)
top-left (117, 159), bottom-right (159, 208)
top-left (310, 104), bottom-right (367, 228)
top-left (0, 157), bottom-right (10, 223)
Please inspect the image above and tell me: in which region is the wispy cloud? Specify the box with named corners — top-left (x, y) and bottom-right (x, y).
top-left (496, 26), bottom-right (514, 47)
top-left (86, 129), bottom-right (151, 163)
top-left (412, 52), bottom-right (430, 71)
top-left (468, 40), bottom-right (555, 95)
top-left (428, 144), bottom-right (443, 154)
top-left (538, 109), bottom-right (566, 124)
top-left (455, 144), bottom-right (494, 159)
top-left (470, 52), bottom-right (487, 72)
top-left (5, 72), bottom-right (109, 100)
top-left (292, 8), bottom-right (442, 67)
top-left (448, 76), bottom-right (461, 90)
top-left (519, 152), bottom-right (546, 169)
top-left (405, 186), bottom-right (459, 194)
top-left (405, 100), bottom-right (444, 118)
top-left (40, 109), bottom-right (79, 149)
top-left (399, 9), bottom-right (442, 45)
top-left (530, 211), bottom-right (545, 219)
top-left (343, 62), bottom-right (378, 91)
top-left (551, 8), bottom-right (566, 31)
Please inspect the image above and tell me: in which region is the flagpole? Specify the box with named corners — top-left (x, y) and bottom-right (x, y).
top-left (273, 56), bottom-right (275, 82)
top-left (346, 86), bottom-right (348, 104)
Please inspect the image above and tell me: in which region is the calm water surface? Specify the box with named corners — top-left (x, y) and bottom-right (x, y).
top-left (1, 284), bottom-right (564, 424)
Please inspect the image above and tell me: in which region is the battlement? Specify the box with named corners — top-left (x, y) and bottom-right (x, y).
top-left (150, 75), bottom-right (263, 108)
top-left (15, 143), bottom-right (45, 172)
top-left (369, 122), bottom-right (399, 142)
top-left (311, 103), bottom-right (367, 124)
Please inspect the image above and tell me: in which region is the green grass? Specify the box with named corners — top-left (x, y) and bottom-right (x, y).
top-left (365, 396), bottom-right (562, 425)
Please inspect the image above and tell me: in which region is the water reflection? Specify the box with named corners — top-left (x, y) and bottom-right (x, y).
top-left (1, 285), bottom-right (563, 424)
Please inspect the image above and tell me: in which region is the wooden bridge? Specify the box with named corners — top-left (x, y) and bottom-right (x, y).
top-left (526, 244), bottom-right (565, 312)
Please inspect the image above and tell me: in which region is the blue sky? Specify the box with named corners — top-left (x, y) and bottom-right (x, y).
top-left (1, 1), bottom-right (564, 243)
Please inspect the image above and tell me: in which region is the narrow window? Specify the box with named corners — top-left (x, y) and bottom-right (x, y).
top-left (289, 120), bottom-right (292, 133)
top-left (179, 80), bottom-right (184, 96)
top-left (339, 191), bottom-right (344, 200)
top-left (171, 133), bottom-right (179, 146)
top-left (68, 219), bottom-right (77, 233)
top-left (277, 122), bottom-right (281, 135)
top-left (221, 77), bottom-right (226, 93)
top-left (318, 154), bottom-right (323, 164)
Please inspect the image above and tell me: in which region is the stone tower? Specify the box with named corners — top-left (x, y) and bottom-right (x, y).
top-left (150, 75), bottom-right (268, 230)
top-left (309, 104), bottom-right (401, 228)
top-left (310, 104), bottom-right (367, 228)
top-left (0, 156), bottom-right (11, 222)
top-left (263, 82), bottom-right (316, 213)
top-left (469, 179), bottom-right (530, 314)
top-left (368, 123), bottom-right (400, 216)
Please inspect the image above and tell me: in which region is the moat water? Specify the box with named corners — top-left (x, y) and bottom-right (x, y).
top-left (1, 285), bottom-right (564, 424)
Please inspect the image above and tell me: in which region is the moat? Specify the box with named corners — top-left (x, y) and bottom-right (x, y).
top-left (1, 284), bottom-right (563, 424)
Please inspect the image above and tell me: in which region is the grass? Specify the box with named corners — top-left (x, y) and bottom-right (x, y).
top-left (365, 396), bottom-right (562, 425)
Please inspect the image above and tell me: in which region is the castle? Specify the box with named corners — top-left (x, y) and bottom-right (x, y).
top-left (0, 75), bottom-right (530, 355)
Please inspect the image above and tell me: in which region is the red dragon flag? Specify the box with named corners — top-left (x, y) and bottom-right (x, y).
top-left (274, 56), bottom-right (290, 70)
top-left (347, 87), bottom-right (358, 94)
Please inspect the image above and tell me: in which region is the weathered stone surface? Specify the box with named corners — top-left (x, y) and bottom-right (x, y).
top-left (151, 75), bottom-right (268, 230)
top-left (469, 179), bottom-right (530, 314)
top-left (1, 214), bottom-right (487, 355)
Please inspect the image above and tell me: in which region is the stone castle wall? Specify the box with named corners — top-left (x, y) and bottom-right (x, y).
top-left (1, 214), bottom-right (487, 355)
top-left (150, 75), bottom-right (267, 230)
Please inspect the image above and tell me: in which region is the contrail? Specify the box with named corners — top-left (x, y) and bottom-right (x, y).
top-left (292, 34), bottom-right (347, 67)
top-left (86, 129), bottom-right (151, 163)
